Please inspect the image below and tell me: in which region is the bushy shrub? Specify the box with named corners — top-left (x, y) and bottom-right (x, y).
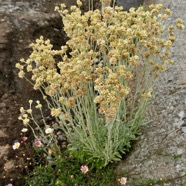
top-left (15, 0), bottom-right (184, 169)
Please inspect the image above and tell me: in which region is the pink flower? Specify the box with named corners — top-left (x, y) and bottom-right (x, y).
top-left (34, 140), bottom-right (42, 147)
top-left (6, 184), bottom-right (13, 186)
top-left (118, 177), bottom-right (127, 185)
top-left (80, 165), bottom-right (89, 174)
top-left (21, 136), bottom-right (28, 142)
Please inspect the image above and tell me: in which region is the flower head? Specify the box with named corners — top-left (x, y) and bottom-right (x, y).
top-left (77, 0), bottom-right (82, 7)
top-left (6, 184), bottom-right (13, 186)
top-left (21, 136), bottom-right (28, 142)
top-left (80, 165), bottom-right (89, 174)
top-left (45, 127), bottom-right (53, 134)
top-left (118, 177), bottom-right (127, 185)
top-left (23, 118), bottom-right (30, 125)
top-left (13, 142), bottom-right (20, 150)
top-left (34, 140), bottom-right (42, 147)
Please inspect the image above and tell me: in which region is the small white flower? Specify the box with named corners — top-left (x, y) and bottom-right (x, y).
top-left (45, 128), bottom-right (53, 134)
top-left (21, 128), bottom-right (28, 132)
top-left (13, 142), bottom-right (20, 150)
top-left (29, 100), bottom-right (33, 104)
top-left (23, 118), bottom-right (30, 125)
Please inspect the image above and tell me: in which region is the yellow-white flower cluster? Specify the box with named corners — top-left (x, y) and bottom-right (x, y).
top-left (16, 1), bottom-right (184, 120)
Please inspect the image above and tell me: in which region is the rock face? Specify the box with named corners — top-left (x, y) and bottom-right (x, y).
top-left (116, 0), bottom-right (144, 10)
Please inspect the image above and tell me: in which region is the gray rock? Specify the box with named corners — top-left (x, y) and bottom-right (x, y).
top-left (116, 0), bottom-right (144, 10)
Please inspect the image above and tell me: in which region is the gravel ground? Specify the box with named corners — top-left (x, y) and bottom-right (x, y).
top-left (116, 0), bottom-right (186, 185)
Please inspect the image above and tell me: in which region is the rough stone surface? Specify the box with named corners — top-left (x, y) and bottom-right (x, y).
top-left (116, 0), bottom-right (186, 185)
top-left (4, 160), bottom-right (15, 172)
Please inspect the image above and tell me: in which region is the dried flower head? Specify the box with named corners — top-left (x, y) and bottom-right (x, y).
top-left (51, 108), bottom-right (61, 117)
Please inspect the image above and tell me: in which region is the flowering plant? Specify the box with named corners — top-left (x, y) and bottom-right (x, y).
top-left (16, 0), bottom-right (184, 168)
